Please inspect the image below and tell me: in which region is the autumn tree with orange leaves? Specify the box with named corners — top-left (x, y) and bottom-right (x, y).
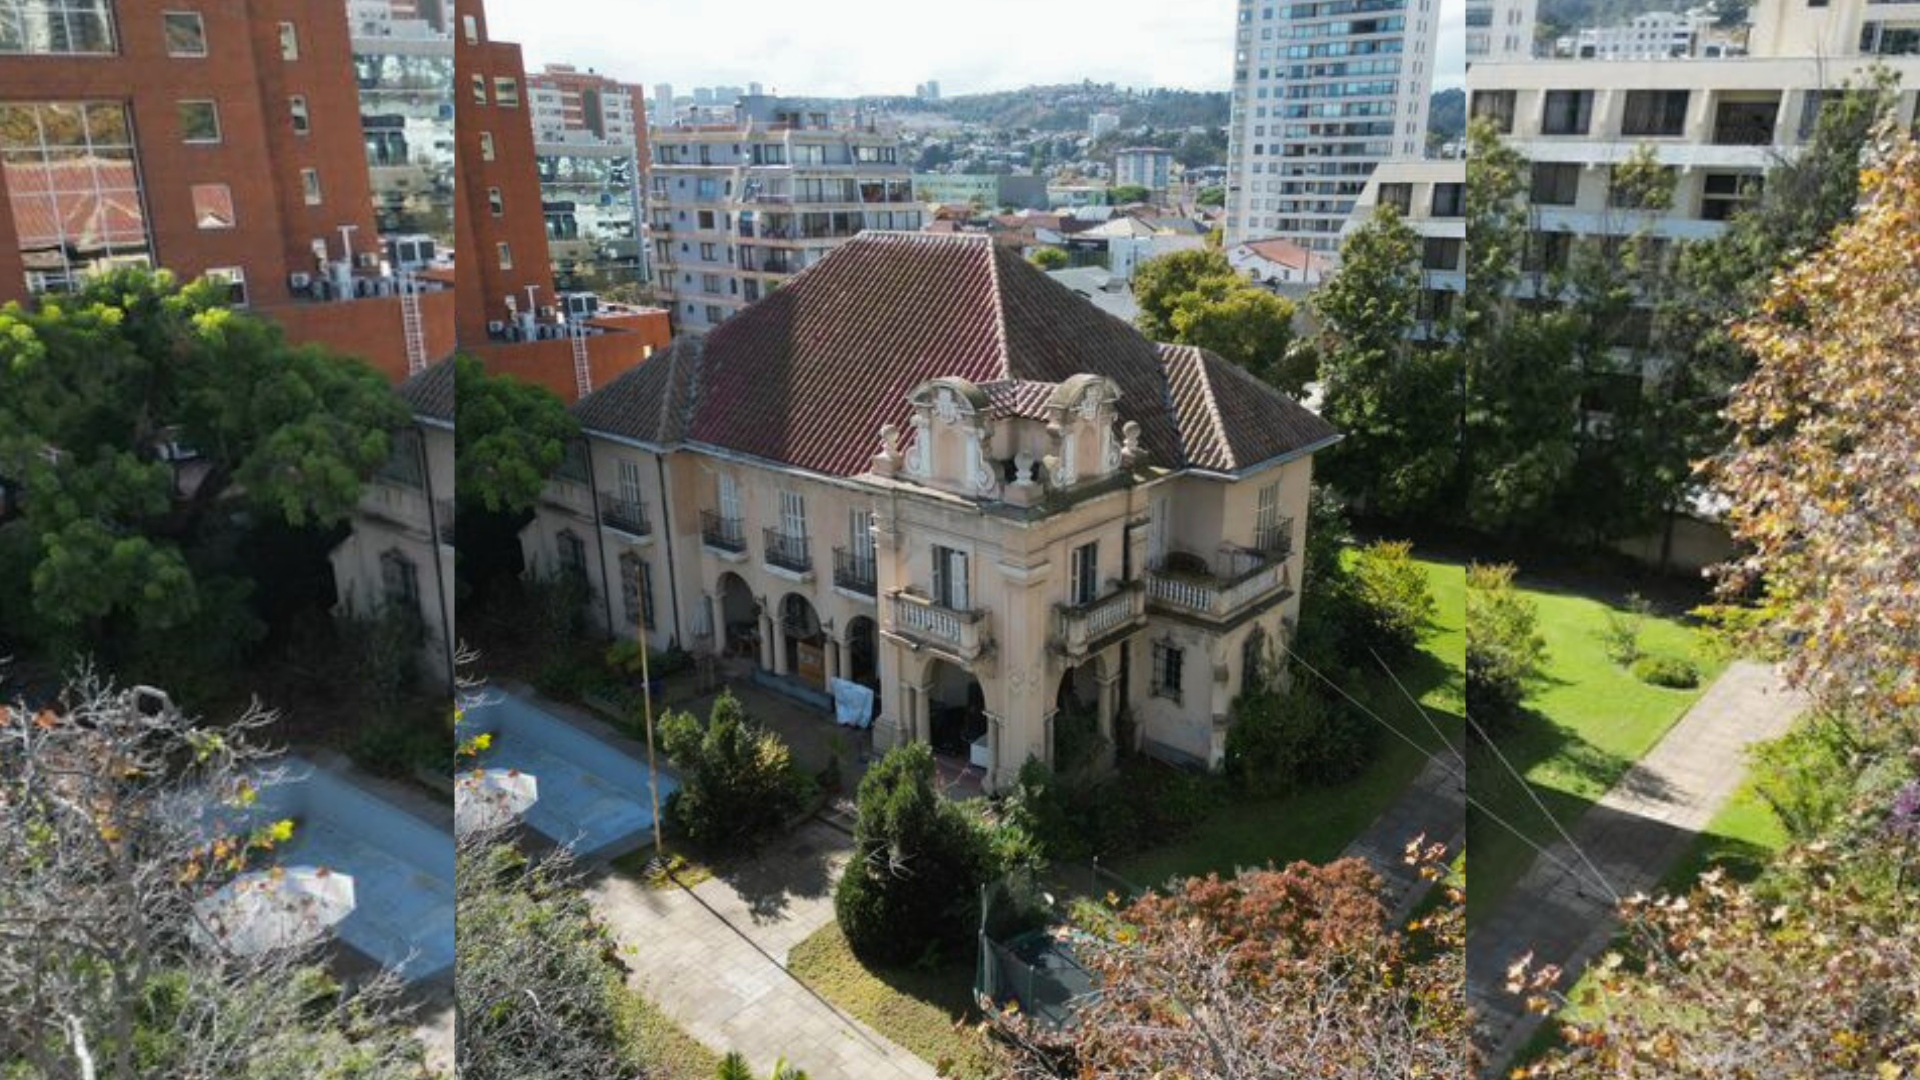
top-left (988, 844), bottom-right (1468, 1079)
top-left (1706, 130), bottom-right (1920, 736)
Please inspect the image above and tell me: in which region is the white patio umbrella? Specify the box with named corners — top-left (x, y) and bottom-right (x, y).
top-left (193, 865), bottom-right (356, 957)
top-left (455, 767), bottom-right (538, 835)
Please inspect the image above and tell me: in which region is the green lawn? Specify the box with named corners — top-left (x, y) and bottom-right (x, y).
top-left (786, 923), bottom-right (996, 1080)
top-left (1114, 553), bottom-right (1465, 888)
top-left (1466, 579), bottom-right (1727, 924)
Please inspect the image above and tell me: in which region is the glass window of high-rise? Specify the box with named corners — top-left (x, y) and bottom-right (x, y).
top-left (1, 101), bottom-right (153, 294)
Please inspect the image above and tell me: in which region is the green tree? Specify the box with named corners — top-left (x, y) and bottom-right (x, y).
top-left (1109, 183), bottom-right (1151, 204)
top-left (1195, 185), bottom-right (1226, 207)
top-left (833, 743), bottom-right (994, 966)
top-left (1311, 208), bottom-right (1462, 517)
top-left (454, 353), bottom-right (580, 514)
top-left (1131, 248), bottom-right (1301, 389)
top-left (1460, 119), bottom-right (1582, 534)
top-left (1026, 246), bottom-right (1069, 271)
top-left (657, 691), bottom-right (813, 854)
top-left (0, 268), bottom-right (408, 678)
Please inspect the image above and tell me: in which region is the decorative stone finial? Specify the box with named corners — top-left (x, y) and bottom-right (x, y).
top-left (1120, 420), bottom-right (1144, 467)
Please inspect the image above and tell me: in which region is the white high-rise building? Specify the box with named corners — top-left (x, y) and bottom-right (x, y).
top-left (1224, 0), bottom-right (1443, 251)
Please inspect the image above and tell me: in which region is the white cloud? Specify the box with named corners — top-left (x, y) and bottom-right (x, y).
top-left (489, 0), bottom-right (1467, 97)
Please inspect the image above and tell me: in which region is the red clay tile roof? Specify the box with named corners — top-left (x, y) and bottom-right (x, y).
top-left (398, 356), bottom-right (455, 424)
top-left (576, 232), bottom-right (1335, 477)
top-left (978, 379), bottom-right (1057, 420)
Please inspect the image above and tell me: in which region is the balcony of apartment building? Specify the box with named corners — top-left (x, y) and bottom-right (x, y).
top-left (599, 493), bottom-right (652, 541)
top-left (886, 589), bottom-right (991, 664)
top-left (1146, 520), bottom-right (1295, 626)
top-left (1052, 579), bottom-right (1148, 663)
top-left (700, 509), bottom-right (748, 559)
top-left (762, 526), bottom-right (813, 579)
top-left (833, 547), bottom-right (878, 599)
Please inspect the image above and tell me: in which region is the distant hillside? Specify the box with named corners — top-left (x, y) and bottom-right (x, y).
top-left (1429, 88), bottom-right (1465, 144)
top-left (879, 83), bottom-right (1230, 134)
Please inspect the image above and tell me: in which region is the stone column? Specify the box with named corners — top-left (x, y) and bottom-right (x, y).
top-left (1096, 668), bottom-right (1121, 747)
top-left (770, 611), bottom-right (787, 676)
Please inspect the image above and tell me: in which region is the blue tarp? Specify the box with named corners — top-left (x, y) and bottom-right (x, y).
top-left (830, 678), bottom-right (874, 728)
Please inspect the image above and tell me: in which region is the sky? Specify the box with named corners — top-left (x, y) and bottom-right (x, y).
top-left (488, 0), bottom-right (1466, 101)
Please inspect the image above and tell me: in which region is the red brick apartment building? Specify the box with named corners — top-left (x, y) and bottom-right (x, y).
top-left (453, 0), bottom-right (667, 402)
top-left (0, 0), bottom-right (456, 380)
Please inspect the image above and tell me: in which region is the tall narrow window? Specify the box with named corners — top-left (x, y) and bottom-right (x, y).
top-left (849, 508), bottom-right (875, 563)
top-left (1254, 481), bottom-right (1282, 552)
top-left (300, 168), bottom-right (322, 205)
top-left (381, 549), bottom-right (420, 608)
top-left (1148, 495), bottom-right (1169, 567)
top-left (780, 490), bottom-right (807, 540)
top-left (1070, 542), bottom-right (1099, 606)
top-left (616, 458), bottom-right (643, 509)
top-left (557, 530), bottom-right (586, 578)
top-left (932, 545), bottom-right (969, 610)
top-left (287, 95), bottom-right (310, 134)
top-left (277, 21), bottom-right (298, 59)
top-left (717, 473), bottom-right (740, 523)
top-left (487, 186), bottom-right (503, 216)
top-left (479, 131), bottom-right (495, 160)
top-left (1152, 641), bottom-right (1184, 701)
top-left (462, 14), bottom-right (478, 43)
top-left (496, 242), bottom-right (512, 269)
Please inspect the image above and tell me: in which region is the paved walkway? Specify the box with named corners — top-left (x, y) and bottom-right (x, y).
top-left (1467, 660), bottom-right (1808, 1075)
top-left (1341, 749), bottom-right (1467, 920)
top-left (586, 818), bottom-right (937, 1080)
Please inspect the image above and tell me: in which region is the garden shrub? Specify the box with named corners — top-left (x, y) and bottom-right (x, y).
top-left (1465, 562), bottom-right (1546, 730)
top-left (1750, 719), bottom-right (1859, 841)
top-left (1344, 540), bottom-right (1437, 662)
top-left (835, 743), bottom-right (994, 965)
top-left (657, 692), bottom-right (812, 854)
top-left (1630, 654), bottom-right (1699, 689)
top-left (1225, 683), bottom-right (1377, 797)
top-left (998, 755), bottom-right (1219, 864)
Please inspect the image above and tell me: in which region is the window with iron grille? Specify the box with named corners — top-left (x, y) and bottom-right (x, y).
top-left (1254, 482), bottom-right (1283, 552)
top-left (557, 530), bottom-right (586, 579)
top-left (1152, 641), bottom-right (1184, 701)
top-left (620, 552), bottom-right (654, 629)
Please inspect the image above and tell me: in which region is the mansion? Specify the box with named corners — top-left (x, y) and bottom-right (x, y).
top-left (519, 232), bottom-right (1337, 790)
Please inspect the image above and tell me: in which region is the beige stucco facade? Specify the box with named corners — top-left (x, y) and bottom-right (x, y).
top-left (521, 375), bottom-right (1318, 791)
top-left (330, 416), bottom-right (457, 685)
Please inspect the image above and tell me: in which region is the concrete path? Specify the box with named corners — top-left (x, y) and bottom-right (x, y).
top-left (1341, 749), bottom-right (1467, 921)
top-left (587, 818), bottom-right (937, 1080)
top-left (1467, 660), bottom-right (1809, 1074)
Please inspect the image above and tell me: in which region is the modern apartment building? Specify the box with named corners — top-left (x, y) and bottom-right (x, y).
top-left (1114, 146), bottom-right (1175, 197)
top-left (1469, 0), bottom-right (1920, 258)
top-left (1339, 159), bottom-right (1465, 331)
top-left (348, 0), bottom-right (455, 242)
top-left (1224, 0), bottom-right (1442, 252)
top-left (454, 0), bottom-right (669, 402)
top-left (518, 232), bottom-right (1336, 787)
top-left (648, 96), bottom-right (920, 333)
top-left (1466, 0), bottom-right (1537, 64)
top-left (527, 64), bottom-right (652, 292)
top-left (330, 356), bottom-right (457, 685)
top-left (0, 0), bottom-right (457, 379)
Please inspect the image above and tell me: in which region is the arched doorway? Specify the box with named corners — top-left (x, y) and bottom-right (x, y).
top-left (846, 615), bottom-right (879, 688)
top-left (925, 658), bottom-right (987, 763)
top-left (782, 593), bottom-right (826, 688)
top-left (1054, 659), bottom-right (1106, 772)
top-left (717, 572), bottom-right (759, 662)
